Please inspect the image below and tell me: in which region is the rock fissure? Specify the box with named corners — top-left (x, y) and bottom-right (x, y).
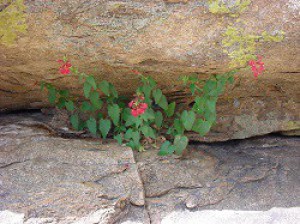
top-left (0, 159), bottom-right (31, 169)
top-left (145, 185), bottom-right (204, 199)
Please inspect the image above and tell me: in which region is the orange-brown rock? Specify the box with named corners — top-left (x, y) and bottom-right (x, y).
top-left (0, 0), bottom-right (299, 141)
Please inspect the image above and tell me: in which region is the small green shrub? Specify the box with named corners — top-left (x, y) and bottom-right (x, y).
top-left (41, 59), bottom-right (237, 155)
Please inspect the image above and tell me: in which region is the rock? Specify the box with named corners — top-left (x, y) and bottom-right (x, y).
top-left (280, 129), bottom-right (300, 136)
top-left (0, 114), bottom-right (299, 223)
top-left (0, 211), bottom-right (24, 224)
top-left (0, 0), bottom-right (299, 141)
top-left (161, 208), bottom-right (300, 224)
top-left (0, 114), bottom-right (146, 223)
top-left (134, 136), bottom-right (300, 223)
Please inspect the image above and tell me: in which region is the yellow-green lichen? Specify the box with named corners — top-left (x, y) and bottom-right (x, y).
top-left (0, 0), bottom-right (27, 45)
top-left (285, 121), bottom-right (300, 130)
top-left (222, 26), bottom-right (285, 67)
top-left (208, 0), bottom-right (251, 17)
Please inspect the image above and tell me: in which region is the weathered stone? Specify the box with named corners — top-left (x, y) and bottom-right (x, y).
top-left (0, 0), bottom-right (299, 141)
top-left (1, 113), bottom-right (299, 223)
top-left (135, 136), bottom-right (300, 223)
top-left (161, 208), bottom-right (300, 224)
top-left (0, 114), bottom-right (145, 223)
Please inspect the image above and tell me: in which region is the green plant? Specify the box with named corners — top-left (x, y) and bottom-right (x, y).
top-left (159, 70), bottom-right (236, 155)
top-left (41, 59), bottom-right (237, 156)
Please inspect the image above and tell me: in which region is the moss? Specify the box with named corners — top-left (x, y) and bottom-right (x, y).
top-left (0, 0), bottom-right (27, 45)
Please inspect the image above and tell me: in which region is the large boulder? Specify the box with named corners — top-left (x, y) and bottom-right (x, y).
top-left (0, 0), bottom-right (299, 140)
top-left (1, 113), bottom-right (299, 223)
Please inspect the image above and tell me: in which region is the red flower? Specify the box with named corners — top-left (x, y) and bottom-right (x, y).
top-left (248, 55), bottom-right (265, 78)
top-left (132, 70), bottom-right (140, 75)
top-left (128, 98), bottom-right (148, 117)
top-left (58, 60), bottom-right (72, 75)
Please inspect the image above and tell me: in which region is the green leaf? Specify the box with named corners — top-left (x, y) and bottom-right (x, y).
top-left (204, 80), bottom-right (217, 95)
top-left (216, 79), bottom-right (226, 95)
top-left (57, 97), bottom-right (67, 109)
top-left (158, 95), bottom-right (168, 110)
top-left (59, 90), bottom-right (69, 98)
top-left (148, 77), bottom-right (157, 88)
top-left (153, 89), bottom-right (162, 104)
top-left (192, 119), bottom-right (212, 137)
top-left (81, 102), bottom-right (92, 112)
top-left (228, 76), bottom-right (234, 84)
top-left (78, 121), bottom-right (86, 131)
top-left (84, 82), bottom-right (92, 98)
top-left (109, 83), bottom-right (118, 98)
top-left (70, 66), bottom-right (78, 74)
top-left (174, 135), bottom-right (189, 155)
top-left (158, 141), bottom-right (175, 156)
top-left (90, 91), bottom-right (103, 110)
top-left (48, 87), bottom-right (56, 104)
top-left (166, 102), bottom-right (176, 117)
top-left (190, 83), bottom-right (196, 95)
top-left (99, 119), bottom-right (111, 139)
top-left (174, 118), bottom-right (184, 135)
top-left (155, 111), bottom-right (163, 128)
top-left (40, 82), bottom-right (45, 91)
top-left (140, 126), bottom-right (156, 139)
top-left (181, 110), bottom-right (196, 131)
top-left (181, 75), bottom-right (188, 85)
top-left (86, 117), bottom-right (97, 135)
top-left (86, 76), bottom-right (97, 90)
top-left (204, 110), bottom-right (216, 123)
top-left (125, 128), bottom-right (133, 140)
top-left (108, 104), bottom-right (120, 126)
top-left (193, 97), bottom-right (205, 115)
top-left (166, 127), bottom-right (174, 135)
top-left (65, 101), bottom-right (75, 112)
top-left (206, 99), bottom-right (216, 113)
top-left (97, 112), bottom-right (104, 120)
top-left (122, 108), bottom-right (132, 121)
top-left (142, 85), bottom-right (152, 99)
top-left (114, 134), bottom-right (123, 145)
top-left (116, 125), bottom-right (126, 133)
top-left (126, 140), bottom-right (136, 150)
top-left (98, 81), bottom-right (110, 96)
top-left (70, 114), bottom-right (79, 130)
top-left (125, 115), bottom-right (140, 127)
top-left (140, 109), bottom-right (155, 121)
top-left (132, 131), bottom-right (141, 146)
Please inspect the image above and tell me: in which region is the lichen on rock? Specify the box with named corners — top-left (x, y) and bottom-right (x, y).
top-left (0, 0), bottom-right (27, 45)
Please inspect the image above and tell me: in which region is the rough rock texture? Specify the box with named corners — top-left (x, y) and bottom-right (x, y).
top-left (161, 208), bottom-right (300, 224)
top-left (138, 137), bottom-right (300, 223)
top-left (0, 113), bottom-right (299, 223)
top-left (0, 113), bottom-right (148, 224)
top-left (0, 0), bottom-right (299, 141)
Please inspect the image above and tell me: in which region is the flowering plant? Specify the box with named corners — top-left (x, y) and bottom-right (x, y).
top-left (128, 95), bottom-right (148, 117)
top-left (57, 59), bottom-right (72, 75)
top-left (249, 55), bottom-right (265, 78)
top-left (41, 54), bottom-right (264, 155)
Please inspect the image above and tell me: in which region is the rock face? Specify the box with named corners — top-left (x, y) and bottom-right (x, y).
top-left (0, 0), bottom-right (299, 140)
top-left (0, 113), bottom-right (299, 223)
top-left (0, 113), bottom-right (148, 224)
